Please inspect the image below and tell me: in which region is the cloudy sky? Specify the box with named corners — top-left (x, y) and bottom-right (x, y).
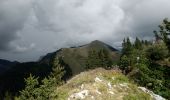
top-left (0, 0), bottom-right (170, 62)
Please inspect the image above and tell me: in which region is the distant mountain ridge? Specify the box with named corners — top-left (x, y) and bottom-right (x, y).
top-left (40, 40), bottom-right (120, 75)
top-left (0, 59), bottom-right (19, 74)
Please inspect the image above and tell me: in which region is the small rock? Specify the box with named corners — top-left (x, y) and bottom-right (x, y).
top-left (91, 96), bottom-right (95, 99)
top-left (95, 77), bottom-right (103, 82)
top-left (80, 84), bottom-right (84, 90)
top-left (96, 89), bottom-right (102, 95)
top-left (138, 87), bottom-right (165, 100)
top-left (119, 83), bottom-right (128, 88)
top-left (112, 77), bottom-right (115, 80)
top-left (108, 91), bottom-right (115, 95)
top-left (108, 82), bottom-right (112, 89)
top-left (69, 90), bottom-right (89, 99)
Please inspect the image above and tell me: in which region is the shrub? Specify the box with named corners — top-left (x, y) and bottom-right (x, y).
top-left (146, 44), bottom-right (168, 61)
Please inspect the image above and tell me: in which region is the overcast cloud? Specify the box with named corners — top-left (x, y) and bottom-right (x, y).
top-left (0, 0), bottom-right (170, 62)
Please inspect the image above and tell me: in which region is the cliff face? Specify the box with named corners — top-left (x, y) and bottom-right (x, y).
top-left (53, 68), bottom-right (165, 100)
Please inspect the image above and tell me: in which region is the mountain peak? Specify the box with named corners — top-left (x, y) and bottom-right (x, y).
top-left (90, 40), bottom-right (106, 45)
top-left (40, 40), bottom-right (119, 75)
top-left (87, 40), bottom-right (118, 52)
top-left (91, 40), bottom-right (103, 43)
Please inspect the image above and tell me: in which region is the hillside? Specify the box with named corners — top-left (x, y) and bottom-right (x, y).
top-left (0, 40), bottom-right (119, 98)
top-left (40, 40), bottom-right (120, 75)
top-left (53, 68), bottom-right (165, 100)
top-left (0, 59), bottom-right (18, 74)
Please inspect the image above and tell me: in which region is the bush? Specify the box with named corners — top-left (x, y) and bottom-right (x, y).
top-left (146, 43), bottom-right (168, 61)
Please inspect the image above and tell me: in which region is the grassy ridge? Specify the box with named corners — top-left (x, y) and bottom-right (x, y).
top-left (54, 68), bottom-right (152, 100)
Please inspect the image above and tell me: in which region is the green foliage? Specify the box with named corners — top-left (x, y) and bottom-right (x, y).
top-left (120, 35), bottom-right (170, 99)
top-left (98, 49), bottom-right (113, 68)
top-left (86, 49), bottom-right (113, 69)
top-left (18, 75), bottom-right (58, 100)
top-left (154, 18), bottom-right (170, 53)
top-left (51, 57), bottom-right (65, 85)
top-left (86, 49), bottom-right (101, 69)
top-left (146, 43), bottom-right (168, 61)
top-left (4, 91), bottom-right (13, 100)
top-left (18, 74), bottom-right (39, 100)
top-left (17, 57), bottom-right (65, 100)
top-left (0, 62), bottom-right (52, 99)
top-left (119, 55), bottom-right (130, 74)
top-left (124, 93), bottom-right (151, 100)
top-left (134, 37), bottom-right (142, 49)
top-left (122, 37), bottom-right (133, 56)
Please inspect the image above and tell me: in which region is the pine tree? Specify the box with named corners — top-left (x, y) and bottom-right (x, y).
top-left (119, 55), bottom-right (130, 74)
top-left (98, 49), bottom-right (112, 69)
top-left (154, 18), bottom-right (170, 53)
top-left (134, 37), bottom-right (142, 49)
top-left (18, 74), bottom-right (39, 100)
top-left (18, 57), bottom-right (65, 100)
top-left (51, 57), bottom-right (65, 85)
top-left (122, 38), bottom-right (127, 55)
top-left (127, 37), bottom-right (132, 47)
top-left (144, 40), bottom-right (149, 46)
top-left (86, 49), bottom-right (112, 69)
top-left (86, 49), bottom-right (100, 69)
top-left (122, 37), bottom-right (133, 56)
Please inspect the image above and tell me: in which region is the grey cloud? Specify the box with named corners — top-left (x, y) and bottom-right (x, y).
top-left (0, 0), bottom-right (170, 61)
top-left (32, 0), bottom-right (125, 45)
top-left (11, 43), bottom-right (36, 53)
top-left (0, 0), bottom-right (32, 51)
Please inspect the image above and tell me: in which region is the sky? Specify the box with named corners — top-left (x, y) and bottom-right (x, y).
top-left (0, 0), bottom-right (170, 62)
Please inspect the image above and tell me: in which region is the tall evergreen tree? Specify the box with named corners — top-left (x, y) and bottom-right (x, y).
top-left (18, 74), bottom-right (39, 100)
top-left (134, 37), bottom-right (142, 49)
top-left (122, 37), bottom-right (133, 56)
top-left (51, 57), bottom-right (65, 85)
top-left (98, 49), bottom-right (112, 69)
top-left (154, 18), bottom-right (170, 53)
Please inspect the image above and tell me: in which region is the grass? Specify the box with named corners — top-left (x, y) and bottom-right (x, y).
top-left (124, 93), bottom-right (151, 100)
top-left (53, 68), bottom-right (153, 100)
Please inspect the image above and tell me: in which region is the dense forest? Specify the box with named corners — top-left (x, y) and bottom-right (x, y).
top-left (1, 19), bottom-right (170, 99)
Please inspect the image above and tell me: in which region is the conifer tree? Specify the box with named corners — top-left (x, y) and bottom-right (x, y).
top-left (86, 49), bottom-right (100, 69)
top-left (86, 49), bottom-right (112, 69)
top-left (119, 55), bottom-right (130, 74)
top-left (127, 37), bottom-right (132, 49)
top-left (18, 74), bottom-right (39, 100)
top-left (122, 38), bottom-right (127, 55)
top-left (98, 49), bottom-right (112, 69)
top-left (154, 18), bottom-right (170, 53)
top-left (122, 37), bottom-right (133, 56)
top-left (144, 40), bottom-right (149, 46)
top-left (51, 57), bottom-right (65, 85)
top-left (134, 37), bottom-right (142, 49)
top-left (18, 56), bottom-right (65, 100)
